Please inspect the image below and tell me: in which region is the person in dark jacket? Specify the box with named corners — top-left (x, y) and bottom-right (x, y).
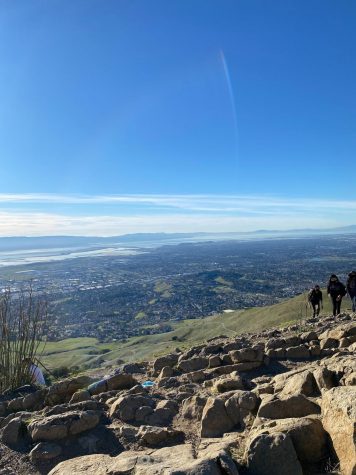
top-left (346, 270), bottom-right (356, 312)
top-left (327, 274), bottom-right (346, 317)
top-left (308, 285), bottom-right (323, 317)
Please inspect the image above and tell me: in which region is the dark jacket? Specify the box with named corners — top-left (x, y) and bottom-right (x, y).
top-left (308, 288), bottom-right (323, 304)
top-left (327, 280), bottom-right (346, 298)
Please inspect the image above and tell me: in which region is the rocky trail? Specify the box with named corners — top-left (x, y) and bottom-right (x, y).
top-left (0, 312), bottom-right (355, 475)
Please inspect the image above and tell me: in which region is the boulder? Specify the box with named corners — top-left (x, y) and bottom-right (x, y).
top-left (212, 372), bottom-right (244, 393)
top-left (284, 336), bottom-right (302, 346)
top-left (135, 406), bottom-right (154, 423)
top-left (145, 401), bottom-right (178, 426)
top-left (200, 397), bottom-right (234, 438)
top-left (158, 366), bottom-right (174, 379)
top-left (208, 355), bottom-right (222, 368)
top-left (178, 356), bottom-right (208, 373)
top-left (229, 347), bottom-right (263, 363)
top-left (49, 443), bottom-right (237, 475)
top-left (320, 337), bottom-right (339, 350)
top-left (221, 354), bottom-right (233, 365)
top-left (313, 367), bottom-right (337, 390)
top-left (246, 431), bottom-right (303, 475)
top-left (185, 369), bottom-right (206, 383)
top-left (7, 397), bottom-right (24, 413)
top-left (266, 348), bottom-right (286, 359)
top-left (182, 395), bottom-right (207, 420)
top-left (136, 425), bottom-right (184, 446)
top-left (285, 345), bottom-right (310, 359)
top-left (153, 353), bottom-right (179, 374)
top-left (105, 373), bottom-right (137, 391)
top-left (109, 394), bottom-right (154, 421)
top-left (120, 362), bottom-right (146, 374)
top-left (46, 376), bottom-right (95, 405)
top-left (300, 331), bottom-right (318, 342)
top-left (28, 410), bottom-right (100, 441)
top-left (222, 341), bottom-right (241, 352)
top-left (225, 390), bottom-right (259, 428)
top-left (0, 411), bottom-right (32, 430)
top-left (257, 394), bottom-right (321, 419)
top-left (1, 416), bottom-right (26, 446)
top-left (249, 416), bottom-right (328, 464)
top-left (44, 400), bottom-right (100, 417)
top-left (70, 390), bottom-right (92, 404)
top-left (279, 371), bottom-right (319, 398)
top-left (22, 389), bottom-right (47, 411)
top-left (321, 386), bottom-right (356, 475)
top-left (265, 338), bottom-right (285, 350)
top-left (213, 362), bottom-right (260, 375)
top-left (30, 442), bottom-right (62, 461)
top-left (201, 343), bottom-right (222, 356)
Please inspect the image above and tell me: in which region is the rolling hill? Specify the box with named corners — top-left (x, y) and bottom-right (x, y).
top-left (40, 290), bottom-right (352, 373)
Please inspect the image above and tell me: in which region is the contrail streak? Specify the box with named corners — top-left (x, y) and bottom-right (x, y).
top-left (219, 49), bottom-right (239, 161)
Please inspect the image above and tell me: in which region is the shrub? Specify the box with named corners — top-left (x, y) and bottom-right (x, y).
top-left (0, 287), bottom-right (48, 394)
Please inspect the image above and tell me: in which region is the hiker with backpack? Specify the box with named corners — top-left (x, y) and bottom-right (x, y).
top-left (327, 274), bottom-right (346, 317)
top-left (346, 271), bottom-right (356, 312)
top-left (308, 284), bottom-right (323, 317)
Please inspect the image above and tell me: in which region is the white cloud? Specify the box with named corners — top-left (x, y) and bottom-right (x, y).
top-left (0, 193), bottom-right (356, 214)
top-left (0, 210), bottom-right (351, 237)
top-left (0, 193), bottom-right (354, 236)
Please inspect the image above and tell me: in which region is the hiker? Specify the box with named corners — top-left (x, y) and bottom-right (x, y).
top-left (23, 358), bottom-right (46, 386)
top-left (308, 284), bottom-right (323, 317)
top-left (327, 274), bottom-right (346, 317)
top-left (346, 270), bottom-right (356, 312)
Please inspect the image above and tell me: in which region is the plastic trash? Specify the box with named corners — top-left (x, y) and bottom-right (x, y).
top-left (141, 380), bottom-right (155, 388)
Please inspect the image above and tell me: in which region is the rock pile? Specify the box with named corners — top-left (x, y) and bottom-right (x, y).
top-left (0, 312), bottom-right (355, 474)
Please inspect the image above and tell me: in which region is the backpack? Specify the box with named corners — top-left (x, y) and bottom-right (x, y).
top-left (348, 272), bottom-right (356, 291)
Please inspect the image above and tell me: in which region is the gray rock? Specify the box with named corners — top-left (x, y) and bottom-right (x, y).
top-left (225, 390), bottom-right (259, 428)
top-left (182, 395), bottom-right (207, 420)
top-left (105, 373), bottom-right (137, 391)
top-left (313, 367), bottom-right (337, 390)
top-left (279, 371), bottom-right (319, 398)
top-left (213, 372), bottom-right (244, 393)
top-left (246, 432), bottom-right (303, 475)
top-left (23, 389), bottom-right (47, 411)
top-left (322, 386), bottom-right (356, 475)
top-left (7, 397), bottom-right (24, 413)
top-left (153, 354), bottom-right (179, 374)
top-left (257, 394), bottom-right (320, 419)
top-left (137, 425), bottom-right (184, 446)
top-left (69, 390), bottom-right (92, 404)
top-left (109, 394), bottom-right (154, 421)
top-left (30, 442), bottom-right (62, 461)
top-left (28, 410), bottom-right (100, 441)
top-left (285, 345), bottom-right (310, 359)
top-left (1, 417), bottom-right (26, 446)
top-left (200, 397), bottom-right (234, 438)
top-left (178, 357), bottom-right (208, 373)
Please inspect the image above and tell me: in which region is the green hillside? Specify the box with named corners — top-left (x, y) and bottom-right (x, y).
top-left (40, 290), bottom-right (352, 372)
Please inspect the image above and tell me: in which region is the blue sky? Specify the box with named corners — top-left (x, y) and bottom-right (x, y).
top-left (0, 1), bottom-right (355, 235)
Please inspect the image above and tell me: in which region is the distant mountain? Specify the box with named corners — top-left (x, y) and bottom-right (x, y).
top-left (0, 225), bottom-right (355, 251)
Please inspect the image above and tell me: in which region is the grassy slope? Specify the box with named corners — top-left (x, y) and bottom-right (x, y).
top-left (41, 290), bottom-right (352, 371)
